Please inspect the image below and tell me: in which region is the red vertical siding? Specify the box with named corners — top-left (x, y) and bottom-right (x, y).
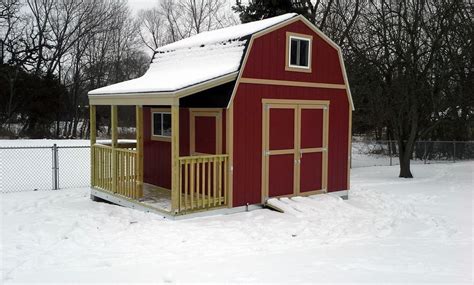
top-left (242, 21), bottom-right (344, 84)
top-left (143, 107), bottom-right (190, 189)
top-left (233, 85), bottom-right (349, 206)
top-left (232, 19), bottom-right (350, 207)
top-left (143, 107), bottom-right (171, 188)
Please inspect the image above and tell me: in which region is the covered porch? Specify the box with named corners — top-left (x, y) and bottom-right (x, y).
top-left (89, 99), bottom-right (231, 216)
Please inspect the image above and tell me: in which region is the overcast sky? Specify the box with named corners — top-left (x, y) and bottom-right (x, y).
top-left (127, 0), bottom-right (157, 12)
top-left (127, 0), bottom-right (239, 13)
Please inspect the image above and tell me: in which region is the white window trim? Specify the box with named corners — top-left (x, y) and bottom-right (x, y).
top-left (151, 111), bottom-right (171, 139)
top-left (288, 35), bottom-right (312, 70)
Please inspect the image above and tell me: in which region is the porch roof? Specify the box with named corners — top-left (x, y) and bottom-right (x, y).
top-left (88, 13), bottom-right (297, 102)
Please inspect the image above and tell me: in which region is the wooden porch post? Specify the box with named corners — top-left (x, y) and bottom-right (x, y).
top-left (226, 104), bottom-right (233, 208)
top-left (111, 105), bottom-right (118, 193)
top-left (90, 105), bottom-right (96, 186)
top-left (171, 103), bottom-right (180, 213)
top-left (135, 105), bottom-right (144, 199)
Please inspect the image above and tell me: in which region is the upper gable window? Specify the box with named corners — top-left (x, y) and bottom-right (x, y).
top-left (286, 32), bottom-right (312, 73)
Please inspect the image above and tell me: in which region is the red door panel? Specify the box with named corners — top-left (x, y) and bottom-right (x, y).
top-left (268, 154), bottom-right (294, 197)
top-left (195, 116), bottom-right (216, 154)
top-left (267, 106), bottom-right (296, 198)
top-left (269, 108), bottom-right (294, 150)
top-left (299, 106), bottom-right (326, 192)
top-left (300, 108), bottom-right (323, 148)
top-left (300, 152), bottom-right (323, 192)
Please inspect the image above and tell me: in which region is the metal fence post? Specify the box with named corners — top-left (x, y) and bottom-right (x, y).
top-left (52, 144), bottom-right (59, 190)
top-left (453, 141), bottom-right (456, 163)
top-left (389, 140), bottom-right (392, 166)
top-left (424, 141), bottom-right (427, 164)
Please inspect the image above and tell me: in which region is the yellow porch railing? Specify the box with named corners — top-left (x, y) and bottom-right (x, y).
top-left (92, 144), bottom-right (113, 192)
top-left (115, 148), bottom-right (138, 198)
top-left (92, 143), bottom-right (228, 213)
top-left (178, 154), bottom-right (229, 212)
top-left (92, 144), bottom-right (139, 199)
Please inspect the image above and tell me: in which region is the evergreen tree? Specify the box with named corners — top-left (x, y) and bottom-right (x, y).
top-left (233, 0), bottom-right (307, 23)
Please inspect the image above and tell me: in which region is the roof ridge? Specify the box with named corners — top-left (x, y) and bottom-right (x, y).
top-left (157, 13), bottom-right (298, 53)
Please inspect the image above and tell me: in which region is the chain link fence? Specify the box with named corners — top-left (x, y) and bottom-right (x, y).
top-left (352, 140), bottom-right (474, 168)
top-left (0, 144), bottom-right (90, 193)
top-left (1, 140), bottom-right (473, 193)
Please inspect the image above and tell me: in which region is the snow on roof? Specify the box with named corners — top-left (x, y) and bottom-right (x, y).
top-left (89, 40), bottom-right (245, 95)
top-left (158, 13), bottom-right (297, 52)
top-left (89, 13), bottom-right (297, 95)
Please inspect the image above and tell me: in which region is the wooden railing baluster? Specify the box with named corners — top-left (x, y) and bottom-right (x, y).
top-left (176, 154), bottom-right (229, 213)
top-left (92, 144), bottom-right (138, 200)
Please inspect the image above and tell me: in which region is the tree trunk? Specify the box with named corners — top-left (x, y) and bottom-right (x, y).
top-left (398, 137), bottom-right (416, 178)
top-left (72, 116), bottom-right (79, 138)
top-left (399, 152), bottom-right (413, 178)
top-left (55, 114), bottom-right (60, 138)
top-left (81, 118), bottom-right (89, 139)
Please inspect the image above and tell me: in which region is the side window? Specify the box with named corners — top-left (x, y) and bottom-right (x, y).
top-left (286, 32), bottom-right (312, 73)
top-left (151, 110), bottom-right (171, 141)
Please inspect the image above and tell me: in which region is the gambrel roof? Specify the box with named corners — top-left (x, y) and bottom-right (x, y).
top-left (88, 13), bottom-right (353, 111)
top-left (88, 13), bottom-right (297, 96)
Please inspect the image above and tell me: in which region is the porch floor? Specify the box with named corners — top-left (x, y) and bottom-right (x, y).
top-left (139, 184), bottom-right (171, 212)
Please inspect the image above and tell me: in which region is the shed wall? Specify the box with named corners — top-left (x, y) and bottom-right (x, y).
top-left (232, 20), bottom-right (350, 207)
top-left (143, 107), bottom-right (226, 189)
top-left (143, 107), bottom-right (190, 189)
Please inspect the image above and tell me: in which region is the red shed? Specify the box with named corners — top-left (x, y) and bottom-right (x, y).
top-left (88, 13), bottom-right (354, 218)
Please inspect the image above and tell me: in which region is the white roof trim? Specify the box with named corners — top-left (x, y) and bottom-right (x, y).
top-left (88, 72), bottom-right (238, 106)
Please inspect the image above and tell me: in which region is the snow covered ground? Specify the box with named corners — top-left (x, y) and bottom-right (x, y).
top-left (1, 161), bottom-right (472, 283)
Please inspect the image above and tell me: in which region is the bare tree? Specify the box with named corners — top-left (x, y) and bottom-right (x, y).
top-left (180, 0), bottom-right (228, 33)
top-left (0, 0), bottom-right (28, 128)
top-left (145, 0), bottom-right (237, 45)
top-left (160, 0), bottom-right (190, 41)
top-left (137, 7), bottom-right (169, 52)
top-left (347, 0), bottom-right (464, 177)
top-left (61, 0), bottom-right (147, 138)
